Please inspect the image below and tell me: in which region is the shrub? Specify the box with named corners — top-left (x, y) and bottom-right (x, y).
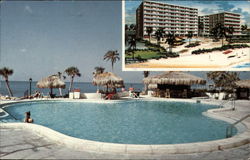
top-left (191, 44), bottom-right (250, 54)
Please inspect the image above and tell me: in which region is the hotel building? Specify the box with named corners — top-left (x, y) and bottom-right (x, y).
top-left (199, 12), bottom-right (241, 36)
top-left (136, 0), bottom-right (199, 38)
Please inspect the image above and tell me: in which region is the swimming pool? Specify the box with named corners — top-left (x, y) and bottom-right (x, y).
top-left (233, 62), bottom-right (250, 68)
top-left (1, 100), bottom-right (236, 144)
top-left (183, 38), bottom-right (201, 42)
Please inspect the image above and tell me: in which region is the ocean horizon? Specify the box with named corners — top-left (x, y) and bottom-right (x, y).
top-left (0, 81), bottom-right (144, 97)
top-left (0, 80), bottom-right (210, 98)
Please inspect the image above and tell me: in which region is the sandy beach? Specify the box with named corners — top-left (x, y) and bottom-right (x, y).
top-left (125, 38), bottom-right (250, 71)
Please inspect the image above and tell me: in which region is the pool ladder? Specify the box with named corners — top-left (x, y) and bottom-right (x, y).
top-left (219, 98), bottom-right (235, 110)
top-left (226, 114), bottom-right (250, 138)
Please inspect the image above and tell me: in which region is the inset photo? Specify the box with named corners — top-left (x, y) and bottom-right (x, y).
top-left (123, 0), bottom-right (250, 71)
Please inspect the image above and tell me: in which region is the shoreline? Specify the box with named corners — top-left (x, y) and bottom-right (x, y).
top-left (125, 48), bottom-right (250, 70)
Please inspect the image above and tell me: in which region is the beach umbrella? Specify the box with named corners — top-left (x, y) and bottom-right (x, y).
top-left (93, 72), bottom-right (124, 90)
top-left (37, 75), bottom-right (66, 95)
top-left (143, 71), bottom-right (206, 85)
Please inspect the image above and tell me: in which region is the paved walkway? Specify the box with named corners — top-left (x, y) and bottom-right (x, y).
top-left (0, 127), bottom-right (249, 159)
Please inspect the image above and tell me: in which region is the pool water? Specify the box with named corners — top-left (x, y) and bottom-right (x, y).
top-left (1, 101), bottom-right (236, 144)
top-left (233, 63), bottom-right (250, 68)
top-left (183, 38), bottom-right (201, 42)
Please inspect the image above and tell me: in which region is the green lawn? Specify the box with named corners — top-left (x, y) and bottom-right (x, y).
top-left (125, 50), bottom-right (163, 59)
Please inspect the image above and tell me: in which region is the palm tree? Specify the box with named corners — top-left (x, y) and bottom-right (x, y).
top-left (129, 24), bottom-right (135, 31)
top-left (146, 27), bottom-right (153, 42)
top-left (241, 24), bottom-right (248, 32)
top-left (57, 72), bottom-right (66, 96)
top-left (0, 67), bottom-right (14, 97)
top-left (64, 66), bottom-right (81, 93)
top-left (155, 28), bottom-right (165, 45)
top-left (143, 71), bottom-right (150, 94)
top-left (103, 50), bottom-right (120, 71)
top-left (226, 26), bottom-right (235, 44)
top-left (93, 66), bottom-right (105, 91)
top-left (125, 24), bottom-right (129, 45)
top-left (165, 32), bottom-right (176, 53)
top-left (198, 21), bottom-right (204, 37)
top-left (210, 27), bottom-right (219, 41)
top-left (94, 66), bottom-right (105, 75)
top-left (128, 36), bottom-right (136, 51)
top-left (207, 71), bottom-right (239, 92)
top-left (187, 31), bottom-right (193, 45)
top-left (216, 23), bottom-right (227, 46)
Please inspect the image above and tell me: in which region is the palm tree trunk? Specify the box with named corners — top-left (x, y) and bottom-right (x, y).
top-left (5, 80), bottom-right (13, 97)
top-left (144, 84), bottom-right (148, 95)
top-left (106, 84), bottom-right (108, 93)
top-left (169, 45), bottom-right (172, 53)
top-left (68, 77), bottom-right (74, 93)
top-left (50, 87), bottom-right (53, 95)
top-left (111, 61), bottom-right (114, 71)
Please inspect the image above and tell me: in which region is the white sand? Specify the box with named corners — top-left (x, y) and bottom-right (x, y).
top-left (126, 38), bottom-right (250, 70)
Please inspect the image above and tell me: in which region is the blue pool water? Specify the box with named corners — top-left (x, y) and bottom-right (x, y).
top-left (1, 101), bottom-right (236, 144)
top-left (183, 38), bottom-right (201, 42)
top-left (233, 63), bottom-right (250, 68)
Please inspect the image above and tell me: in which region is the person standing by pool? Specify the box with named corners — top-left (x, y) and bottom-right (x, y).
top-left (24, 111), bottom-right (33, 123)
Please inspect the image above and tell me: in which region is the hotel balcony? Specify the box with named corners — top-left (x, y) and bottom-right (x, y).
top-left (144, 3), bottom-right (198, 13)
top-left (144, 7), bottom-right (198, 16)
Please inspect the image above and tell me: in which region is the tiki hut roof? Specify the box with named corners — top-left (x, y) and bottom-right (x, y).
top-left (143, 72), bottom-right (206, 85)
top-left (37, 75), bottom-right (66, 89)
top-left (235, 79), bottom-right (250, 88)
top-left (93, 72), bottom-right (124, 88)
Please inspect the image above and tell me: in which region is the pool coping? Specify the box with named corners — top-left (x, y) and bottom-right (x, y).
top-left (0, 98), bottom-right (250, 155)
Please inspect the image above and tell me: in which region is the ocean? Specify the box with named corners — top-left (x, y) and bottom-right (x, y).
top-left (0, 81), bottom-right (209, 98)
top-left (0, 81), bottom-right (144, 97)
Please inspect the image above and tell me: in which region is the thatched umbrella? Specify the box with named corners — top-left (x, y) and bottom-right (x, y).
top-left (37, 75), bottom-right (66, 95)
top-left (93, 72), bottom-right (124, 91)
top-left (143, 72), bottom-right (206, 85)
top-left (235, 80), bottom-right (250, 88)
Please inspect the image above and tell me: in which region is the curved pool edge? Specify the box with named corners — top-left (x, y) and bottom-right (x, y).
top-left (0, 99), bottom-right (250, 155)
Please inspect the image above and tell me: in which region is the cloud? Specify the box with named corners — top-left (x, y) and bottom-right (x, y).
top-left (232, 7), bottom-right (250, 26)
top-left (201, 8), bottom-right (217, 14)
top-left (24, 5), bottom-right (33, 14)
top-left (215, 1), bottom-right (235, 11)
top-left (20, 48), bottom-right (27, 53)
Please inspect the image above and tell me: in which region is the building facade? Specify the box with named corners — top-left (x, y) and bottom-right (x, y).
top-left (198, 15), bottom-right (210, 36)
top-left (136, 0), bottom-right (198, 38)
top-left (198, 12), bottom-right (241, 36)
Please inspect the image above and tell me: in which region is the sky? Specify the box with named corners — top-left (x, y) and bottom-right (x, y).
top-left (0, 0), bottom-right (145, 83)
top-left (125, 0), bottom-right (250, 26)
top-left (0, 1), bottom-right (249, 84)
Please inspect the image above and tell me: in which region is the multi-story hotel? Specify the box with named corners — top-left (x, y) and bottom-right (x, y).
top-left (199, 12), bottom-right (241, 36)
top-left (136, 0), bottom-right (199, 38)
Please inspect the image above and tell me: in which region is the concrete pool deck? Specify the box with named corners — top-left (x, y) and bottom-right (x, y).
top-left (0, 98), bottom-right (250, 159)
